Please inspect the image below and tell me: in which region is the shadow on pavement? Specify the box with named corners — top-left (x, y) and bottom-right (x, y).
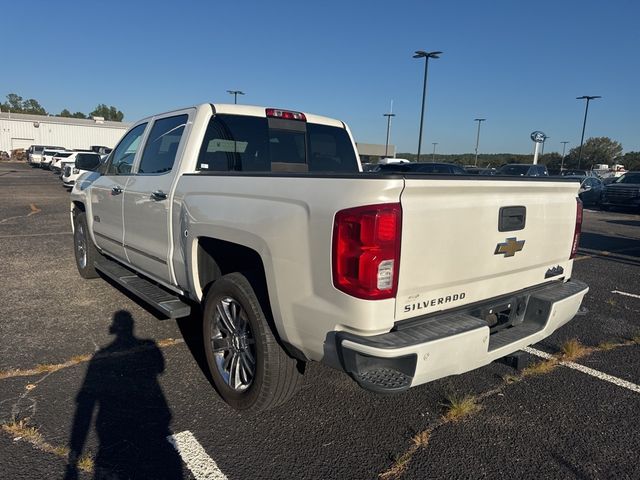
top-left (606, 219), bottom-right (640, 228)
top-left (64, 310), bottom-right (183, 480)
top-left (578, 231), bottom-right (640, 267)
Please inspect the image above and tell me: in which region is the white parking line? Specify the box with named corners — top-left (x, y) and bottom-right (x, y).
top-left (611, 290), bottom-right (640, 300)
top-left (167, 431), bottom-right (228, 480)
top-left (524, 347), bottom-right (640, 394)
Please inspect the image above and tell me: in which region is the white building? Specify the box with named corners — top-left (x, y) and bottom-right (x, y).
top-left (0, 112), bottom-right (130, 152)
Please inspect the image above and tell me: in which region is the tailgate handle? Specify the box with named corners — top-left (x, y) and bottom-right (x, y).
top-left (499, 206), bottom-right (526, 232)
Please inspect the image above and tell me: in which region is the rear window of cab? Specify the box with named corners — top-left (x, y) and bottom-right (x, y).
top-left (197, 114), bottom-right (358, 173)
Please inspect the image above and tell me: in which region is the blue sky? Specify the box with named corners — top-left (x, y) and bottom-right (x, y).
top-left (3, 0), bottom-right (639, 154)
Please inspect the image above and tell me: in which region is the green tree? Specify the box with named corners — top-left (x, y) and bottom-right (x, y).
top-left (539, 152), bottom-right (563, 171)
top-left (565, 137), bottom-right (623, 169)
top-left (4, 93), bottom-right (23, 111)
top-left (59, 108), bottom-right (73, 117)
top-left (90, 104), bottom-right (124, 121)
top-left (71, 111), bottom-right (87, 119)
top-left (621, 151), bottom-right (640, 171)
top-left (21, 98), bottom-right (47, 115)
top-left (1, 93), bottom-right (47, 115)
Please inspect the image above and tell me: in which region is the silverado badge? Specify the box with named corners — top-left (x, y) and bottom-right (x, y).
top-left (494, 237), bottom-right (525, 257)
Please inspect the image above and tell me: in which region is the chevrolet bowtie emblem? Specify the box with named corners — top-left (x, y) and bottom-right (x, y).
top-left (495, 237), bottom-right (525, 257)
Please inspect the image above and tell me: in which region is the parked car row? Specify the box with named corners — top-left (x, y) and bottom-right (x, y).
top-left (27, 144), bottom-right (112, 170)
top-left (363, 160), bottom-right (639, 211)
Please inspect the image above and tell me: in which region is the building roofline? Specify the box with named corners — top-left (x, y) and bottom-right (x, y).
top-left (0, 111), bottom-right (130, 129)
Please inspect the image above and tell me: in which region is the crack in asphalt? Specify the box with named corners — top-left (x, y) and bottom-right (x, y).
top-left (0, 338), bottom-right (184, 381)
top-left (0, 203), bottom-right (41, 224)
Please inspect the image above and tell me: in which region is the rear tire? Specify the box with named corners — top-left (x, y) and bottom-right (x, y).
top-left (202, 273), bottom-right (303, 411)
top-left (73, 212), bottom-right (99, 279)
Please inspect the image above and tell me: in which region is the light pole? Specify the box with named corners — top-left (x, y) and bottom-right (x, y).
top-left (474, 118), bottom-right (485, 166)
top-left (227, 90), bottom-right (245, 104)
top-left (560, 141), bottom-right (569, 172)
top-left (383, 105), bottom-right (396, 158)
top-left (576, 95), bottom-right (601, 168)
top-left (431, 142), bottom-right (438, 162)
top-left (413, 50), bottom-right (442, 162)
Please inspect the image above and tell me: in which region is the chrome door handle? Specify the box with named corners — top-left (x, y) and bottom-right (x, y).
top-left (151, 190), bottom-right (167, 201)
top-left (111, 185), bottom-right (123, 195)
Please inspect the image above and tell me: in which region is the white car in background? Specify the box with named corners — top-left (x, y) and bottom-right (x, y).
top-left (51, 151), bottom-right (76, 173)
top-left (41, 148), bottom-right (69, 170)
top-left (61, 152), bottom-right (103, 189)
top-left (28, 145), bottom-right (64, 167)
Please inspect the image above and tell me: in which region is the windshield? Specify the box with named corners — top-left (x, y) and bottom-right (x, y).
top-left (616, 173), bottom-right (640, 184)
top-left (498, 165), bottom-right (530, 175)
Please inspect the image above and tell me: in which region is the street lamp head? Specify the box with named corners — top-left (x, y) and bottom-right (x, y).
top-left (474, 118), bottom-right (486, 122)
top-left (383, 112), bottom-right (396, 117)
top-left (413, 50), bottom-right (442, 59)
top-left (576, 95), bottom-right (601, 100)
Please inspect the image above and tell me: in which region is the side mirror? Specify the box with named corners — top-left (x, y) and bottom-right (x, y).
top-left (76, 155), bottom-right (101, 171)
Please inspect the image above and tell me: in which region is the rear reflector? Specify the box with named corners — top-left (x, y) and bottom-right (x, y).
top-left (332, 203), bottom-right (402, 300)
top-left (570, 198), bottom-right (583, 259)
top-left (266, 108), bottom-right (306, 121)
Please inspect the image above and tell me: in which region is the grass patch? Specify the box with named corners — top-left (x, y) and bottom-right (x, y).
top-left (77, 455), bottom-right (95, 472)
top-left (522, 358), bottom-right (558, 377)
top-left (411, 430), bottom-right (430, 448)
top-left (598, 341), bottom-right (617, 351)
top-left (442, 393), bottom-right (480, 422)
top-left (2, 419), bottom-right (43, 444)
top-left (560, 338), bottom-right (591, 361)
top-left (605, 298), bottom-right (617, 306)
top-left (503, 374), bottom-right (521, 384)
top-left (2, 419), bottom-right (94, 473)
top-left (379, 430), bottom-right (431, 479)
top-left (380, 450), bottom-right (413, 479)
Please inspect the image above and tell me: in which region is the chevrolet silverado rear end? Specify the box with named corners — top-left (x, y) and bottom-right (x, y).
top-left (333, 180), bottom-right (587, 392)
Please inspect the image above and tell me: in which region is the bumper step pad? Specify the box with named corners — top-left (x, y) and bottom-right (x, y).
top-left (354, 368), bottom-right (412, 392)
top-left (95, 258), bottom-right (191, 319)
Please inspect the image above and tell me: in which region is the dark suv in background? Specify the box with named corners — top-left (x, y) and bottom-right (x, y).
top-left (375, 162), bottom-right (467, 174)
top-left (498, 164), bottom-right (549, 177)
top-left (601, 172), bottom-right (640, 210)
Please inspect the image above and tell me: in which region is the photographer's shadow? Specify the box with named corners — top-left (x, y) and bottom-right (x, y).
top-left (65, 310), bottom-right (183, 479)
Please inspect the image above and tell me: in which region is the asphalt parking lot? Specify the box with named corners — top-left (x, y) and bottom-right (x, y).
top-left (1, 161), bottom-right (639, 480)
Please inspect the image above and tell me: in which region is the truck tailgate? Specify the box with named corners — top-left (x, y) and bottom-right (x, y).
top-left (395, 178), bottom-right (580, 321)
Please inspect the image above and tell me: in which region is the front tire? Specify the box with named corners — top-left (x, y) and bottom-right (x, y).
top-left (73, 212), bottom-right (99, 279)
top-left (202, 273), bottom-right (303, 411)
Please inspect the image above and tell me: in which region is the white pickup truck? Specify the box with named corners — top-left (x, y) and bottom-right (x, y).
top-left (70, 103), bottom-right (588, 411)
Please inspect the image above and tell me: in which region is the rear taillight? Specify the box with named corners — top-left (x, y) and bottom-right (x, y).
top-left (570, 198), bottom-right (583, 259)
top-left (265, 108), bottom-right (306, 121)
top-left (332, 203), bottom-right (402, 300)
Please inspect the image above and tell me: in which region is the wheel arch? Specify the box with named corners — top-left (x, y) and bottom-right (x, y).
top-left (194, 236), bottom-right (304, 360)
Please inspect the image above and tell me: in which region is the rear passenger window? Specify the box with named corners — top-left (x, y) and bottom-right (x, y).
top-left (198, 115), bottom-right (270, 172)
top-left (307, 123), bottom-right (358, 173)
top-left (138, 115), bottom-right (188, 174)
